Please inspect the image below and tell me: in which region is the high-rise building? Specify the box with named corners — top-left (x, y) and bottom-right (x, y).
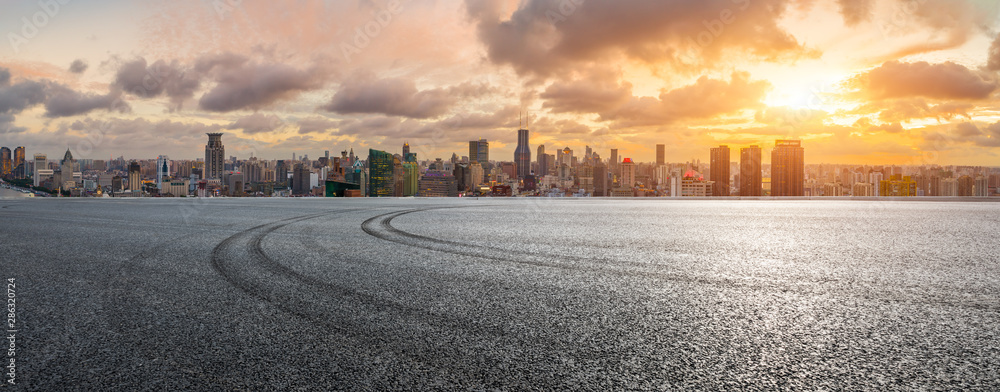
top-left (620, 158), bottom-right (635, 188)
top-left (957, 175), bottom-right (974, 197)
top-left (514, 128), bottom-right (531, 178)
top-left (558, 147), bottom-right (573, 167)
top-left (656, 144), bottom-right (665, 166)
top-left (32, 154), bottom-right (46, 186)
top-left (205, 133), bottom-right (225, 179)
top-left (128, 161), bottom-right (141, 193)
top-left (12, 147), bottom-right (25, 179)
top-left (156, 155), bottom-right (170, 189)
top-left (0, 147), bottom-right (10, 177)
top-left (740, 145), bottom-right (762, 196)
top-left (593, 161), bottom-right (608, 197)
top-left (292, 164), bottom-right (311, 196)
top-left (610, 149), bottom-right (619, 183)
top-left (403, 142), bottom-right (417, 163)
top-left (771, 140), bottom-right (804, 196)
top-left (469, 139), bottom-right (489, 165)
top-left (368, 149), bottom-right (395, 197)
top-left (710, 145), bottom-right (730, 196)
top-left (60, 149), bottom-right (75, 189)
top-left (536, 145), bottom-right (546, 176)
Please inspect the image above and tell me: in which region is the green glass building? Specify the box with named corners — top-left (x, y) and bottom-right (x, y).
top-left (368, 149), bottom-right (394, 197)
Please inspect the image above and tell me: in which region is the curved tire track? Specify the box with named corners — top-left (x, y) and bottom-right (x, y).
top-left (210, 208), bottom-right (567, 388)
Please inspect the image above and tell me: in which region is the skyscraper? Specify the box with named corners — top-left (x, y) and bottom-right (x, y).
top-left (292, 164), bottom-right (311, 196)
top-left (205, 133), bottom-right (225, 179)
top-left (620, 158), bottom-right (635, 188)
top-left (710, 145), bottom-right (730, 196)
top-left (32, 154), bottom-right (46, 186)
top-left (514, 128), bottom-right (531, 178)
top-left (610, 149), bottom-right (619, 183)
top-left (537, 145), bottom-right (546, 176)
top-left (771, 140), bottom-right (804, 196)
top-left (61, 149), bottom-right (75, 188)
top-left (156, 155), bottom-right (170, 189)
top-left (12, 147), bottom-right (25, 179)
top-left (402, 142), bottom-right (410, 158)
top-left (0, 147), bottom-right (10, 177)
top-left (470, 139), bottom-right (489, 165)
top-left (740, 145), bottom-right (762, 196)
top-left (128, 161), bottom-right (141, 192)
top-left (368, 149), bottom-right (395, 197)
top-left (656, 144), bottom-right (665, 166)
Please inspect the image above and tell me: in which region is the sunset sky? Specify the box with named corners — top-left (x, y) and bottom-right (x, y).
top-left (2, 0), bottom-right (1000, 165)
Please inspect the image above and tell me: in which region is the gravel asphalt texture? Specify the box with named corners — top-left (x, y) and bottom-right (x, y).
top-left (1, 198), bottom-right (998, 390)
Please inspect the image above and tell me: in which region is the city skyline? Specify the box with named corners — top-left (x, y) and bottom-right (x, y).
top-left (4, 1), bottom-right (1000, 165)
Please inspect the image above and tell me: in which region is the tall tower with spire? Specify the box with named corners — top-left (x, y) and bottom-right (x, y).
top-left (514, 128), bottom-right (531, 178)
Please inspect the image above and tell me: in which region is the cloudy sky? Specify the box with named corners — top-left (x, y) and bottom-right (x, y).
top-left (2, 0), bottom-right (1000, 165)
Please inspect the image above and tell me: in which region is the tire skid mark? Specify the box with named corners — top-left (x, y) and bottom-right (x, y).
top-left (363, 207), bottom-right (1000, 312)
top-left (210, 208), bottom-right (552, 388)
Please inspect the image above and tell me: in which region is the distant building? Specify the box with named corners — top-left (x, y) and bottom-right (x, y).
top-left (0, 147), bottom-right (10, 178)
top-left (656, 144), bottom-right (665, 166)
top-left (418, 172), bottom-right (458, 197)
top-left (853, 182), bottom-right (874, 197)
top-left (60, 149), bottom-right (75, 189)
top-left (12, 147), bottom-right (25, 179)
top-left (620, 158), bottom-right (635, 188)
top-left (156, 155), bottom-right (170, 189)
top-left (879, 175), bottom-right (916, 197)
top-left (162, 179), bottom-right (189, 197)
top-left (593, 161), bottom-right (608, 197)
top-left (514, 128), bottom-right (531, 178)
top-left (402, 162), bottom-right (418, 196)
top-left (957, 175), bottom-right (974, 197)
top-left (740, 145), bottom-right (762, 196)
top-left (205, 133), bottom-right (225, 179)
top-left (823, 182), bottom-right (844, 196)
top-left (292, 164), bottom-right (311, 196)
top-left (33, 154), bottom-right (46, 186)
top-left (975, 176), bottom-right (989, 197)
top-left (710, 145), bottom-right (730, 196)
top-left (771, 140), bottom-right (804, 196)
top-left (536, 145), bottom-right (547, 176)
top-left (368, 149), bottom-right (395, 197)
top-left (469, 139), bottom-right (489, 165)
top-left (127, 161), bottom-right (141, 193)
top-left (681, 177), bottom-right (713, 197)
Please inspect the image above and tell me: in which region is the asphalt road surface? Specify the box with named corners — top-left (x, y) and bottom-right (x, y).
top-left (1, 198), bottom-right (998, 390)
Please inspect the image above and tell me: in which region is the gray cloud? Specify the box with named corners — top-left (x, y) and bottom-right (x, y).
top-left (199, 62), bottom-right (324, 112)
top-left (226, 113), bottom-right (285, 135)
top-left (465, 0), bottom-right (808, 77)
top-left (69, 59), bottom-right (89, 74)
top-left (0, 72), bottom-right (47, 115)
top-left (851, 61), bottom-right (998, 100)
top-left (599, 72), bottom-right (771, 126)
top-left (837, 0), bottom-right (873, 26)
top-left (296, 116), bottom-right (338, 135)
top-left (322, 76), bottom-right (455, 119)
top-left (114, 58), bottom-right (201, 111)
top-left (44, 84), bottom-right (127, 118)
